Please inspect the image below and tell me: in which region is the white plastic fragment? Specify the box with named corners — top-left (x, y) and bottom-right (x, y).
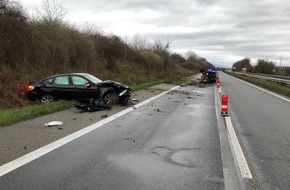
top-left (45, 121), bottom-right (63, 127)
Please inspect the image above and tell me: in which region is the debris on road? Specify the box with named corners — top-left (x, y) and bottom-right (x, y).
top-left (101, 114), bottom-right (108, 118)
top-left (75, 99), bottom-right (111, 112)
top-left (181, 78), bottom-right (201, 86)
top-left (199, 84), bottom-right (206, 88)
top-left (45, 121), bottom-right (63, 127)
top-left (129, 99), bottom-right (140, 104)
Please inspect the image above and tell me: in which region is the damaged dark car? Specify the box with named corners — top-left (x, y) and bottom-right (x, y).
top-left (200, 69), bottom-right (217, 83)
top-left (26, 73), bottom-right (131, 105)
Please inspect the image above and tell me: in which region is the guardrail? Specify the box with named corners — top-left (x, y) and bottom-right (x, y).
top-left (234, 72), bottom-right (290, 86)
top-left (244, 73), bottom-right (290, 80)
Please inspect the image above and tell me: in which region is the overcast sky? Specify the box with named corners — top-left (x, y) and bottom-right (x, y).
top-left (21, 0), bottom-right (290, 68)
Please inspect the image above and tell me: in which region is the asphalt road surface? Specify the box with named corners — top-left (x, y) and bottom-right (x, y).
top-left (220, 72), bottom-right (290, 190)
top-left (0, 85), bottom-right (224, 189)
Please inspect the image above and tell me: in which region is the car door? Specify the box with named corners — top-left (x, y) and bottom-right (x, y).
top-left (52, 75), bottom-right (74, 100)
top-left (70, 75), bottom-right (100, 101)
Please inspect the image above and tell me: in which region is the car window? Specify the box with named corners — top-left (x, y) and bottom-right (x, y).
top-left (71, 76), bottom-right (88, 85)
top-left (84, 74), bottom-right (102, 84)
top-left (54, 76), bottom-right (69, 85)
top-left (43, 78), bottom-right (53, 84)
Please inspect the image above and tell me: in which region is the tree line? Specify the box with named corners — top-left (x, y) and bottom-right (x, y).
top-left (232, 58), bottom-right (290, 76)
top-left (0, 0), bottom-right (213, 108)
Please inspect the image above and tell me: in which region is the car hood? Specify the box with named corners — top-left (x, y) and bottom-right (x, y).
top-left (98, 80), bottom-right (130, 90)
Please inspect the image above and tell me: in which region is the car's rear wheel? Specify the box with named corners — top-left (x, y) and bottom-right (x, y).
top-left (103, 91), bottom-right (119, 105)
top-left (40, 94), bottom-right (54, 103)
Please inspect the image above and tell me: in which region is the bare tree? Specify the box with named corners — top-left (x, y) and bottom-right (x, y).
top-left (254, 59), bottom-right (275, 74)
top-left (120, 36), bottom-right (135, 62)
top-left (185, 50), bottom-right (197, 60)
top-left (130, 34), bottom-right (147, 51)
top-left (82, 22), bottom-right (103, 35)
top-left (150, 39), bottom-right (170, 52)
top-left (36, 0), bottom-right (67, 24)
top-left (232, 58), bottom-right (252, 72)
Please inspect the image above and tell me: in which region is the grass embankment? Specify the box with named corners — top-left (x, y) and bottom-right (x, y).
top-left (0, 101), bottom-right (76, 127)
top-left (226, 72), bottom-right (290, 98)
top-left (0, 74), bottom-right (196, 127)
top-left (130, 79), bottom-right (167, 91)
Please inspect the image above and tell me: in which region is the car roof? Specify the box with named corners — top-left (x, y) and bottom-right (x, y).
top-left (49, 73), bottom-right (90, 77)
top-left (37, 73), bottom-right (92, 82)
top-left (43, 73), bottom-right (91, 79)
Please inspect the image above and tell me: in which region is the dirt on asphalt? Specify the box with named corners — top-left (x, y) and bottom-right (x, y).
top-left (0, 83), bottom-right (183, 166)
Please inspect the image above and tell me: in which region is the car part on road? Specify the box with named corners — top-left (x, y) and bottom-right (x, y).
top-left (75, 99), bottom-right (111, 112)
top-left (45, 121), bottom-right (63, 127)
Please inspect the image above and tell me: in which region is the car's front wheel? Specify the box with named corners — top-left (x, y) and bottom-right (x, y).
top-left (103, 91), bottom-right (119, 105)
top-left (40, 94), bottom-right (54, 103)
top-left (120, 95), bottom-right (130, 105)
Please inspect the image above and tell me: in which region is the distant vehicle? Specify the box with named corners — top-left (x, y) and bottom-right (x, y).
top-left (26, 73), bottom-right (131, 105)
top-left (200, 69), bottom-right (217, 83)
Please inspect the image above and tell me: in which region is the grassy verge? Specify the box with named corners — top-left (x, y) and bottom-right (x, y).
top-left (226, 72), bottom-right (290, 98)
top-left (0, 101), bottom-right (76, 127)
top-left (130, 79), bottom-right (168, 91)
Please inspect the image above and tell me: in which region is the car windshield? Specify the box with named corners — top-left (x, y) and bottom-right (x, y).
top-left (84, 74), bottom-right (102, 84)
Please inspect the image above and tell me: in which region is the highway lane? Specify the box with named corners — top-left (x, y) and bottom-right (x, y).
top-left (220, 72), bottom-right (290, 189)
top-left (0, 85), bottom-right (224, 190)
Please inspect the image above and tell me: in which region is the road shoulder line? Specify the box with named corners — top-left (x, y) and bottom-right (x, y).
top-left (217, 84), bottom-right (253, 179)
top-left (215, 87), bottom-right (240, 189)
top-left (225, 116), bottom-right (253, 179)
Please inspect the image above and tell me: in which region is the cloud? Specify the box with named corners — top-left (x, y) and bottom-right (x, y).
top-left (21, 0), bottom-right (290, 67)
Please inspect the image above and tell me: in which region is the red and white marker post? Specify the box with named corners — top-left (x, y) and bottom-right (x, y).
top-left (221, 94), bottom-right (229, 116)
top-left (216, 78), bottom-right (220, 88)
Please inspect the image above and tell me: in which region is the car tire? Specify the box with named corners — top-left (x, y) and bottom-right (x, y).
top-left (103, 91), bottom-right (119, 105)
top-left (40, 94), bottom-right (54, 103)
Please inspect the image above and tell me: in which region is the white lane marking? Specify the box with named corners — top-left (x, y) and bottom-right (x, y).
top-left (228, 74), bottom-right (290, 102)
top-left (217, 86), bottom-right (253, 179)
top-left (218, 87), bottom-right (222, 105)
top-left (0, 86), bottom-right (180, 177)
top-left (215, 86), bottom-right (240, 189)
top-left (225, 117), bottom-right (253, 179)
